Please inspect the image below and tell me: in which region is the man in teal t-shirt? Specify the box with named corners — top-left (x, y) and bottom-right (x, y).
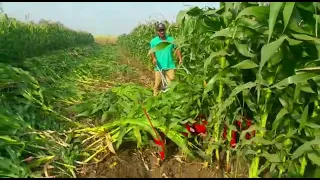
top-left (150, 23), bottom-right (182, 96)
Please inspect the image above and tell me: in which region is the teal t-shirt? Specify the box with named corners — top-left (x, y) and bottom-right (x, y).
top-left (150, 35), bottom-right (176, 71)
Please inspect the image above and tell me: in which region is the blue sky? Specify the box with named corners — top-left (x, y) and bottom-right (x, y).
top-left (2, 2), bottom-right (219, 35)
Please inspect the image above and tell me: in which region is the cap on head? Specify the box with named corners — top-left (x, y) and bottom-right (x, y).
top-left (156, 23), bottom-right (166, 31)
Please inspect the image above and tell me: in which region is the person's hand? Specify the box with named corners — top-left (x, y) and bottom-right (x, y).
top-left (179, 59), bottom-right (183, 65)
top-left (152, 58), bottom-right (156, 65)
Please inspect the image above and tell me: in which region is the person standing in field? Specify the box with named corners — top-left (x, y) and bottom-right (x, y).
top-left (150, 23), bottom-right (183, 96)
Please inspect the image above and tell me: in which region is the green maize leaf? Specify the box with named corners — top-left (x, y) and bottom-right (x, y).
top-left (116, 127), bottom-right (127, 149)
top-left (306, 123), bottom-right (320, 129)
top-left (158, 127), bottom-right (194, 158)
top-left (296, 2), bottom-right (314, 12)
top-left (176, 10), bottom-right (188, 23)
top-left (261, 151), bottom-right (282, 163)
top-left (186, 6), bottom-right (203, 16)
top-left (307, 152), bottom-right (320, 165)
top-left (268, 2), bottom-right (284, 42)
top-left (101, 111), bottom-right (108, 122)
top-left (231, 60), bottom-right (258, 69)
top-left (271, 73), bottom-right (320, 89)
top-left (148, 41), bottom-right (172, 55)
top-left (219, 81), bottom-right (257, 115)
top-left (292, 139), bottom-right (320, 159)
top-left (133, 128), bottom-right (142, 148)
top-left (202, 71), bottom-right (226, 100)
top-left (204, 49), bottom-right (233, 73)
top-left (259, 35), bottom-right (287, 73)
top-left (212, 26), bottom-right (257, 39)
top-left (75, 110), bottom-right (91, 117)
top-left (298, 105), bottom-right (309, 132)
top-left (291, 33), bottom-right (320, 44)
top-left (252, 136), bottom-right (274, 145)
top-left (272, 107), bottom-right (289, 131)
top-left (296, 66), bottom-right (320, 73)
top-left (287, 8), bottom-right (312, 35)
top-left (236, 6), bottom-right (270, 21)
top-left (286, 37), bottom-right (303, 46)
top-left (234, 40), bottom-right (256, 57)
top-left (0, 136), bottom-right (19, 144)
top-left (29, 155), bottom-right (55, 168)
top-left (292, 142), bottom-right (312, 159)
top-left (283, 2), bottom-right (296, 33)
top-left (224, 2), bottom-right (234, 12)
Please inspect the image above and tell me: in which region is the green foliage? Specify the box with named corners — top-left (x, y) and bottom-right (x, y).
top-left (71, 84), bottom-right (153, 124)
top-left (0, 15), bottom-right (94, 63)
top-left (0, 40), bottom-right (119, 177)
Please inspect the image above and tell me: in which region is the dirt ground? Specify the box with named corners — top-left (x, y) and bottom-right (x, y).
top-left (77, 143), bottom-right (249, 178)
top-left (112, 48), bottom-right (154, 88)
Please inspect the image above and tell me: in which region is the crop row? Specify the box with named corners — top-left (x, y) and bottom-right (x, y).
top-left (0, 13), bottom-right (96, 177)
top-left (0, 14), bottom-right (94, 62)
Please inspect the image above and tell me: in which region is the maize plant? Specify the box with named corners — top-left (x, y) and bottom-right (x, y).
top-left (117, 2), bottom-right (320, 178)
top-left (0, 63), bottom-right (82, 178)
top-left (0, 14), bottom-right (94, 63)
top-left (0, 13), bottom-right (106, 177)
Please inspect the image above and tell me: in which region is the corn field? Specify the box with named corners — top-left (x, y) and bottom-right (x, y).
top-left (0, 14), bottom-right (94, 62)
top-left (0, 13), bottom-right (108, 178)
top-left (2, 2), bottom-right (320, 178)
top-left (118, 2), bottom-right (320, 178)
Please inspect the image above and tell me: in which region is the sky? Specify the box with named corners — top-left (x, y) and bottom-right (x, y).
top-left (2, 2), bottom-right (219, 35)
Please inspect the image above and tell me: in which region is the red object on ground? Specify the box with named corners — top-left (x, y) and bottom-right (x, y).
top-left (141, 104), bottom-right (166, 161)
top-left (222, 124), bottom-right (227, 139)
top-left (153, 138), bottom-right (165, 160)
top-left (221, 116), bottom-right (256, 147)
top-left (245, 133), bottom-right (251, 140)
top-left (185, 124), bottom-right (193, 133)
top-left (230, 130), bottom-right (237, 148)
top-left (236, 120), bottom-right (242, 129)
top-left (183, 123), bottom-right (195, 136)
top-left (159, 151), bottom-right (165, 160)
top-left (194, 118), bottom-right (208, 134)
top-left (194, 123), bottom-right (206, 134)
top-left (154, 139), bottom-right (164, 146)
top-left (222, 123), bottom-right (238, 148)
top-left (244, 118), bottom-right (255, 140)
top-left (246, 119), bottom-right (252, 127)
top-left (182, 116), bottom-right (208, 137)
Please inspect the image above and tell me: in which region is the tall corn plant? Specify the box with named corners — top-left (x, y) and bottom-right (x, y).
top-left (175, 2), bottom-right (320, 178)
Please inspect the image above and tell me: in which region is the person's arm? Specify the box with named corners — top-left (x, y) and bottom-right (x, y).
top-left (175, 49), bottom-right (182, 65)
top-left (151, 53), bottom-right (156, 65)
top-left (150, 41), bottom-right (156, 65)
